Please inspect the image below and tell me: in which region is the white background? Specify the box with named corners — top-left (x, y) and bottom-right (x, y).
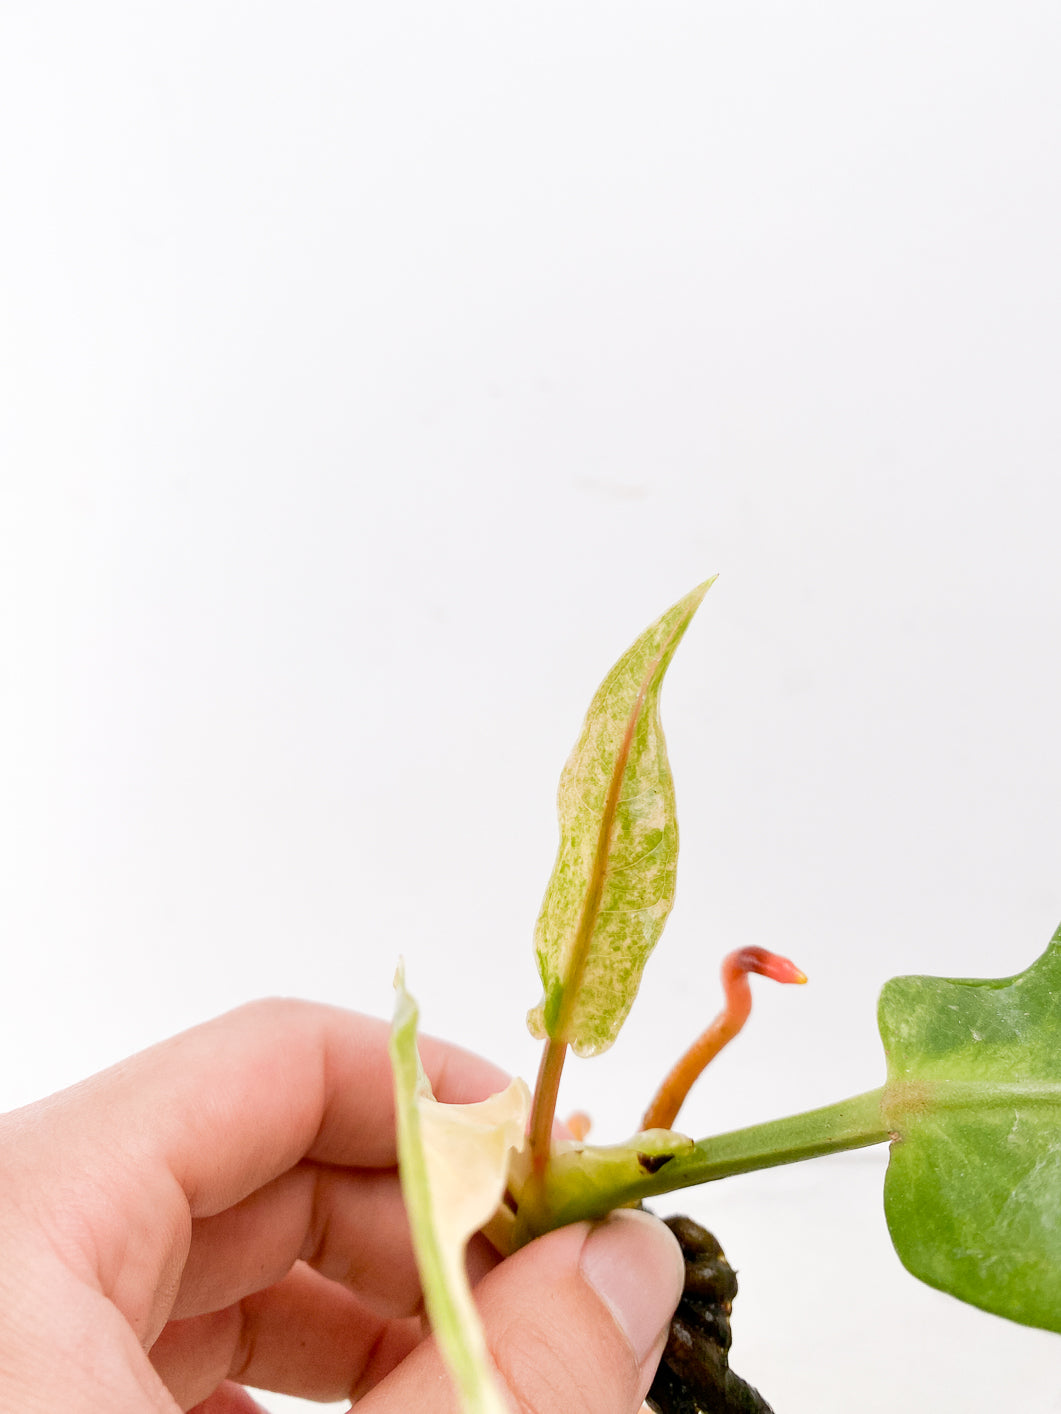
top-left (2, 3), bottom-right (1060, 1410)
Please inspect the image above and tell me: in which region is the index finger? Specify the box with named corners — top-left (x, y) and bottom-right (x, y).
top-left (33, 998), bottom-right (511, 1218)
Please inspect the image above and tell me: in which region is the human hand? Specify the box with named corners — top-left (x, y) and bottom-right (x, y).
top-left (0, 999), bottom-right (683, 1413)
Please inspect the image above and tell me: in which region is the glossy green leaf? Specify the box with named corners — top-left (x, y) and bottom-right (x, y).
top-left (527, 580), bottom-right (714, 1057)
top-left (390, 968), bottom-right (531, 1413)
top-left (880, 921), bottom-right (1061, 1333)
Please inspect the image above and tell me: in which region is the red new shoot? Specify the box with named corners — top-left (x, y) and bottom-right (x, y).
top-left (640, 947), bottom-right (807, 1132)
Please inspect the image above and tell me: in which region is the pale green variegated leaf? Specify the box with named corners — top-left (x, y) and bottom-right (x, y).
top-left (390, 968), bottom-right (530, 1414)
top-left (528, 580), bottom-right (714, 1057)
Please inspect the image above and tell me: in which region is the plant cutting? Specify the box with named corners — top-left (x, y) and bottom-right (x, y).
top-left (389, 581), bottom-right (1061, 1412)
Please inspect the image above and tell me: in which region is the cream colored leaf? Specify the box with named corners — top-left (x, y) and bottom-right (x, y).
top-left (390, 966), bottom-right (530, 1414)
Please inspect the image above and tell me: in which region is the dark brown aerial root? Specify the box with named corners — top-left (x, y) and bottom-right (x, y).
top-left (646, 1215), bottom-right (775, 1414)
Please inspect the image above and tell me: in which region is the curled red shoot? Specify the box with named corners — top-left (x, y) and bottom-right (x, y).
top-left (640, 946), bottom-right (807, 1132)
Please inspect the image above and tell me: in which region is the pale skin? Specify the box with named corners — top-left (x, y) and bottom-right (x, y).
top-left (0, 999), bottom-right (684, 1413)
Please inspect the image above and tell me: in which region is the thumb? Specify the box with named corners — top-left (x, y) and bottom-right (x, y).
top-left (360, 1209), bottom-right (685, 1414)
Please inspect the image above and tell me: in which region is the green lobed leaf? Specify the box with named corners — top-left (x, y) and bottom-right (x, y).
top-left (390, 967), bottom-right (531, 1414)
top-left (879, 921), bottom-right (1061, 1333)
top-left (527, 579), bottom-right (714, 1057)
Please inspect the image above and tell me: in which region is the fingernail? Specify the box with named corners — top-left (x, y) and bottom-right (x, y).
top-left (579, 1209), bottom-right (684, 1366)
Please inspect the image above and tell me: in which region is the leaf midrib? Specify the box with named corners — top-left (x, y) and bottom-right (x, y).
top-left (886, 1078), bottom-right (1061, 1116)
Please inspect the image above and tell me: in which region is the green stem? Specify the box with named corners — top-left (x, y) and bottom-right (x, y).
top-left (515, 1087), bottom-right (890, 1241)
top-left (655, 1085), bottom-right (890, 1189)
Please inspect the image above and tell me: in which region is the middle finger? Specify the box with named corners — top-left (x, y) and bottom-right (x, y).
top-left (172, 1163), bottom-right (422, 1321)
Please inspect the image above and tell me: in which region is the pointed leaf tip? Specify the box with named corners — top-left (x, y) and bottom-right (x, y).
top-left (528, 580), bottom-right (715, 1057)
